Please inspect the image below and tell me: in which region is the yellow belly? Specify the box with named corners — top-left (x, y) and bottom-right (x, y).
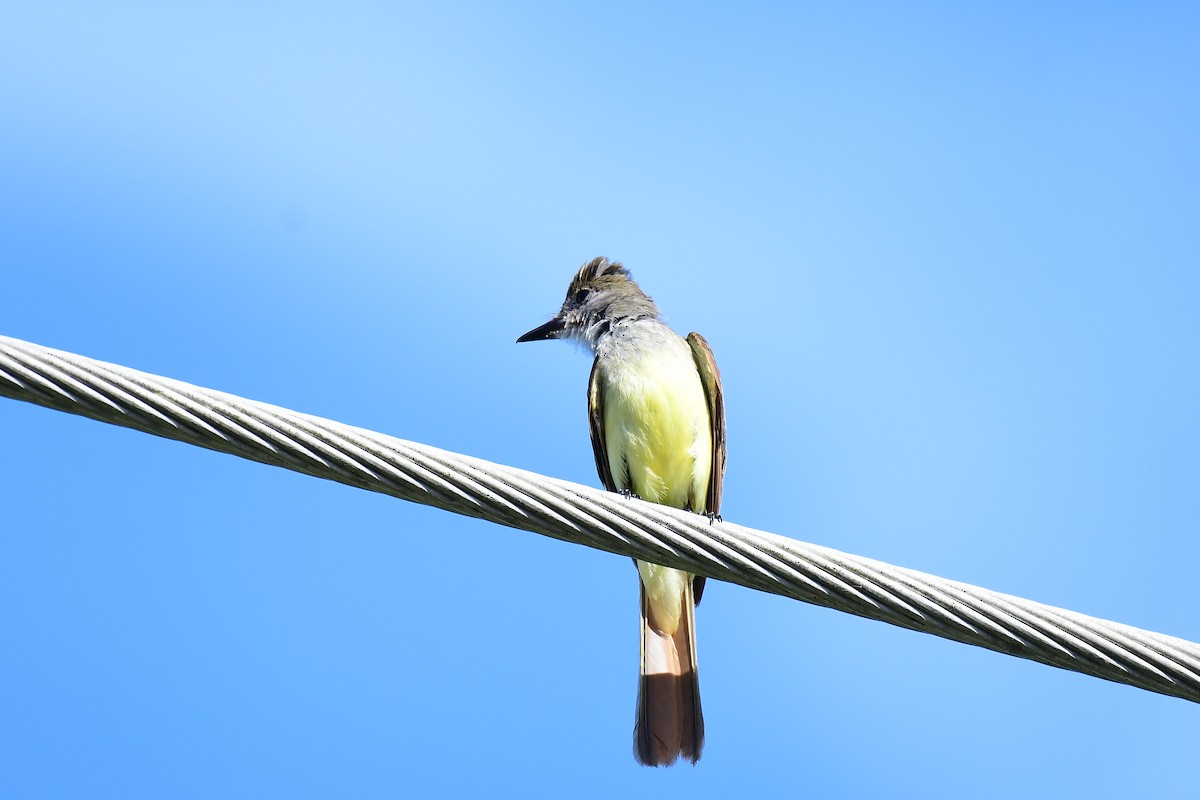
top-left (600, 339), bottom-right (713, 637)
top-left (600, 345), bottom-right (713, 513)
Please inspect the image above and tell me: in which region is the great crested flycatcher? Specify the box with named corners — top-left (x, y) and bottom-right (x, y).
top-left (518, 257), bottom-right (726, 766)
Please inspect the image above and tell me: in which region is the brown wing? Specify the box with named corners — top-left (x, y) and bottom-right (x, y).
top-left (687, 332), bottom-right (726, 516)
top-left (587, 356), bottom-right (618, 493)
top-left (687, 332), bottom-right (726, 607)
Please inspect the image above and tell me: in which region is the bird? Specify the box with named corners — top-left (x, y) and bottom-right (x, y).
top-left (517, 256), bottom-right (726, 766)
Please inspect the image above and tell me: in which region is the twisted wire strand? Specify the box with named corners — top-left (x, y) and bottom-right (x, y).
top-left (2, 334), bottom-right (1198, 702)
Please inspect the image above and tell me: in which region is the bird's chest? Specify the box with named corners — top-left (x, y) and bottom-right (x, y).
top-left (598, 345), bottom-right (709, 507)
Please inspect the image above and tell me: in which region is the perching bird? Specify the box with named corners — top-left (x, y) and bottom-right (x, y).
top-left (518, 257), bottom-right (726, 766)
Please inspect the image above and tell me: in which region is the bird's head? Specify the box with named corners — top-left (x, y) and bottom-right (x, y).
top-left (517, 257), bottom-right (659, 348)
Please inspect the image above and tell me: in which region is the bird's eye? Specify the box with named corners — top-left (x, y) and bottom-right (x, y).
top-left (574, 289), bottom-right (592, 304)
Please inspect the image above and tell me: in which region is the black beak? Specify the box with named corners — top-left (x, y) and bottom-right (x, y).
top-left (517, 317), bottom-right (566, 343)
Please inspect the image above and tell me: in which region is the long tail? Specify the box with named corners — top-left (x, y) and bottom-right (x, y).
top-left (634, 569), bottom-right (704, 766)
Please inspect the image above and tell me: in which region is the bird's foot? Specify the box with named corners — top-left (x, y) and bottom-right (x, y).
top-left (620, 488), bottom-right (642, 501)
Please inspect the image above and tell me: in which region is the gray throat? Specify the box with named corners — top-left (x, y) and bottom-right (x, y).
top-left (590, 315), bottom-right (679, 361)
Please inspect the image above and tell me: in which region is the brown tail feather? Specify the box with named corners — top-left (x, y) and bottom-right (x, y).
top-left (634, 576), bottom-right (704, 766)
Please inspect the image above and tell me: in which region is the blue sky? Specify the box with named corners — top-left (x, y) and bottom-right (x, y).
top-left (2, 2), bottom-right (1198, 797)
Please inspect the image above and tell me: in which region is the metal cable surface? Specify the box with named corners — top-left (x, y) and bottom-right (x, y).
top-left (2, 334), bottom-right (1198, 703)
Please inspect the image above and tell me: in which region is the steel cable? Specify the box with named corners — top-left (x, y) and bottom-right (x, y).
top-left (2, 334), bottom-right (1198, 703)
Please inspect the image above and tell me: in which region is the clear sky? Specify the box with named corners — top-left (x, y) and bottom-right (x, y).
top-left (2, 2), bottom-right (1198, 797)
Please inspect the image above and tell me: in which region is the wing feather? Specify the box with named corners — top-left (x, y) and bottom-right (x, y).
top-left (686, 332), bottom-right (726, 606)
top-left (587, 357), bottom-right (618, 492)
top-left (686, 332), bottom-right (726, 516)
